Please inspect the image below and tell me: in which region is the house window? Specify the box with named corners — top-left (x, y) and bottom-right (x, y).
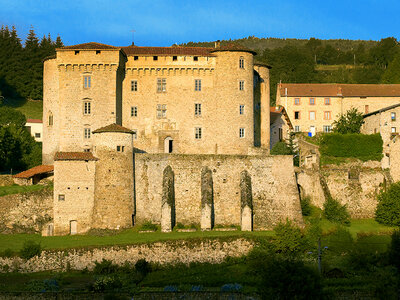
top-left (309, 111), bottom-right (316, 120)
top-left (194, 56), bottom-right (198, 61)
top-left (392, 127), bottom-right (397, 133)
top-left (239, 128), bottom-right (245, 138)
top-left (195, 103), bottom-right (202, 116)
top-left (117, 145), bottom-right (125, 152)
top-left (323, 125), bottom-right (332, 133)
top-left (294, 98), bottom-right (300, 105)
top-left (195, 127), bottom-right (202, 139)
top-left (134, 56), bottom-right (139, 60)
top-left (309, 98), bottom-right (315, 105)
top-left (324, 111), bottom-right (331, 120)
top-left (83, 101), bottom-right (91, 115)
top-left (132, 130), bottom-right (138, 140)
top-left (48, 112), bottom-right (53, 126)
top-left (84, 128), bottom-right (91, 139)
top-left (325, 98), bottom-right (330, 105)
top-left (35, 133), bottom-right (41, 138)
top-left (131, 106), bottom-right (137, 117)
top-left (239, 56), bottom-right (244, 69)
top-left (391, 112), bottom-right (396, 121)
top-left (294, 111), bottom-right (300, 120)
top-left (131, 80), bottom-right (138, 91)
top-left (365, 105), bottom-right (369, 114)
top-left (295, 126), bottom-right (301, 132)
top-left (58, 194), bottom-right (65, 201)
top-left (195, 79), bottom-right (202, 91)
top-left (157, 104), bottom-right (167, 118)
top-left (157, 78), bottom-right (166, 93)
top-left (173, 56), bottom-right (177, 61)
top-left (83, 76), bottom-right (91, 88)
top-left (153, 56), bottom-right (158, 61)
top-left (239, 80), bottom-right (245, 91)
top-left (239, 105), bottom-right (245, 115)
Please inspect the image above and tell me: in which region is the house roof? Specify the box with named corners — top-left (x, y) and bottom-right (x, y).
top-left (58, 42), bottom-right (119, 50)
top-left (270, 106), bottom-right (293, 130)
top-left (26, 119), bottom-right (42, 124)
top-left (122, 46), bottom-right (215, 56)
top-left (92, 123), bottom-right (134, 134)
top-left (278, 83), bottom-right (400, 97)
top-left (210, 43), bottom-right (257, 55)
top-left (13, 165), bottom-right (54, 179)
top-left (54, 152), bottom-right (98, 161)
top-left (363, 103), bottom-right (400, 118)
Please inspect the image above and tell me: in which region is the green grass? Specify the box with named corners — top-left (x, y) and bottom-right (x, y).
top-left (2, 98), bottom-right (43, 119)
top-left (0, 184), bottom-right (48, 197)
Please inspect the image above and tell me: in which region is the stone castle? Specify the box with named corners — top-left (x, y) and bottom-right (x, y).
top-left (43, 42), bottom-right (303, 235)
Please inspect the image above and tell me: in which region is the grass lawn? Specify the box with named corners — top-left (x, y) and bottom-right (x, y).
top-left (2, 98), bottom-right (43, 119)
top-left (0, 184), bottom-right (48, 197)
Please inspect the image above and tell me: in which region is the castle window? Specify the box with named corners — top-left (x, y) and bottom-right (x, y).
top-left (131, 80), bottom-right (138, 92)
top-left (239, 56), bottom-right (244, 69)
top-left (131, 106), bottom-right (138, 117)
top-left (323, 125), bottom-right (332, 133)
top-left (309, 111), bottom-right (316, 120)
top-left (239, 105), bottom-right (245, 115)
top-left (294, 98), bottom-right (300, 105)
top-left (153, 56), bottom-right (158, 61)
top-left (195, 103), bottom-right (202, 116)
top-left (324, 111), bottom-right (331, 120)
top-left (195, 127), bottom-right (202, 139)
top-left (295, 126), bottom-right (301, 132)
top-left (84, 76), bottom-right (91, 88)
top-left (84, 148), bottom-right (90, 152)
top-left (173, 56), bottom-right (177, 61)
top-left (134, 56), bottom-right (138, 60)
top-left (84, 128), bottom-right (91, 139)
top-left (392, 127), bottom-right (397, 133)
top-left (194, 56), bottom-right (198, 61)
top-left (294, 111), bottom-right (300, 120)
top-left (157, 104), bottom-right (167, 118)
top-left (83, 101), bottom-right (91, 115)
top-left (239, 80), bottom-right (245, 91)
top-left (132, 130), bottom-right (138, 140)
top-left (58, 194), bottom-right (65, 201)
top-left (96, 50), bottom-right (101, 55)
top-left (48, 112), bottom-right (53, 126)
top-left (157, 78), bottom-right (166, 93)
top-left (391, 112), bottom-right (396, 121)
top-left (117, 145), bottom-right (125, 152)
top-left (325, 98), bottom-right (330, 105)
top-left (309, 98), bottom-right (315, 105)
top-left (239, 128), bottom-right (245, 138)
top-left (195, 79), bottom-right (202, 91)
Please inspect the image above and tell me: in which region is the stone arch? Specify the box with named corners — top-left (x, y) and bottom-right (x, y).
top-left (201, 166), bottom-right (214, 230)
top-left (164, 136), bottom-right (173, 153)
top-left (161, 165), bottom-right (175, 232)
top-left (240, 170), bottom-right (253, 231)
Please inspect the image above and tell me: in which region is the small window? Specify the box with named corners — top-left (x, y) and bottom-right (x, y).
top-left (239, 128), bottom-right (245, 138)
top-left (157, 78), bottom-right (166, 93)
top-left (239, 105), bottom-right (245, 115)
top-left (153, 56), bottom-right (158, 61)
top-left (195, 127), bottom-right (202, 139)
top-left (74, 50), bottom-right (79, 55)
top-left (194, 56), bottom-right (198, 61)
top-left (84, 128), bottom-right (91, 139)
top-left (132, 130), bottom-right (138, 140)
top-left (294, 111), bottom-right (300, 120)
top-left (195, 79), bottom-right (202, 91)
top-left (195, 103), bottom-right (202, 116)
top-left (173, 56), bottom-right (177, 61)
top-left (96, 50), bottom-right (101, 55)
top-left (131, 106), bottom-right (138, 117)
top-left (323, 125), bottom-right (332, 133)
top-left (84, 148), bottom-right (90, 152)
top-left (391, 112), bottom-right (396, 121)
top-left (294, 98), bottom-right (300, 105)
top-left (295, 126), bottom-right (301, 132)
top-left (35, 133), bottom-right (41, 138)
top-left (83, 101), bottom-right (91, 115)
top-left (309, 111), bottom-right (316, 120)
top-left (392, 127), bottom-right (397, 133)
top-left (134, 56), bottom-right (139, 60)
top-left (58, 194), bottom-right (65, 201)
top-left (239, 56), bottom-right (244, 69)
top-left (239, 80), bottom-right (244, 91)
top-left (309, 98), bottom-right (315, 105)
top-left (365, 105), bottom-right (369, 114)
top-left (84, 75), bottom-right (91, 88)
top-left (48, 112), bottom-right (53, 126)
top-left (324, 111), bottom-right (331, 120)
top-left (117, 145), bottom-right (125, 152)
top-left (157, 104), bottom-right (167, 118)
top-left (131, 80), bottom-right (138, 92)
top-left (324, 98), bottom-right (330, 105)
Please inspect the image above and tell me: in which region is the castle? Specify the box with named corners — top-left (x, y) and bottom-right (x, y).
top-left (43, 42), bottom-right (303, 235)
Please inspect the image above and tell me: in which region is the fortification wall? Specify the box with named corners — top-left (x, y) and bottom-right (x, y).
top-left (134, 153), bottom-right (303, 229)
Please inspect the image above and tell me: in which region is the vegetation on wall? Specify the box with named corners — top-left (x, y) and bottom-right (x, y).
top-left (375, 182), bottom-right (400, 226)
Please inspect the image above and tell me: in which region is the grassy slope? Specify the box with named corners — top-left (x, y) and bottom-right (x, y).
top-left (0, 184), bottom-right (48, 197)
top-left (2, 98), bottom-right (43, 119)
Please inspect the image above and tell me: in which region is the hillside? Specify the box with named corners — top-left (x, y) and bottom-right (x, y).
top-left (1, 98), bottom-right (42, 120)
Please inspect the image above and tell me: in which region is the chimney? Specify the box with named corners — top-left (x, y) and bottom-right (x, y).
top-left (214, 40), bottom-right (220, 48)
top-left (285, 87), bottom-right (288, 96)
top-left (337, 86), bottom-right (343, 96)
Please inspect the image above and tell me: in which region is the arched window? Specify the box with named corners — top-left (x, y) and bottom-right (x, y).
top-left (48, 111), bottom-right (53, 126)
top-left (239, 56), bottom-right (245, 69)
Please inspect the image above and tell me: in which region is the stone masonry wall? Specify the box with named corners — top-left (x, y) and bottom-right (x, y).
top-left (134, 153), bottom-right (303, 230)
top-left (0, 188), bottom-right (53, 233)
top-left (0, 238), bottom-right (254, 273)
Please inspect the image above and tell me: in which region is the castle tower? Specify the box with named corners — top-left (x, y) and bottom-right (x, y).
top-left (91, 124), bottom-right (134, 229)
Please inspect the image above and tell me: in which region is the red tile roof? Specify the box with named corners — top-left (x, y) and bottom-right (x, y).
top-left (58, 42), bottom-right (119, 50)
top-left (92, 123), bottom-right (134, 134)
top-left (121, 46), bottom-right (214, 56)
top-left (26, 119), bottom-right (42, 124)
top-left (13, 165), bottom-right (54, 179)
top-left (54, 152), bottom-right (98, 161)
top-left (279, 83), bottom-right (400, 97)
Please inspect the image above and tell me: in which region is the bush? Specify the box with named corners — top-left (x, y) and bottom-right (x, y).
top-left (323, 197), bottom-right (351, 226)
top-left (271, 141), bottom-right (292, 155)
top-left (19, 240), bottom-right (41, 260)
top-left (389, 230), bottom-right (400, 270)
top-left (300, 196), bottom-right (312, 216)
top-left (375, 182), bottom-right (400, 226)
top-left (135, 259), bottom-right (151, 276)
top-left (319, 133), bottom-right (383, 162)
top-left (93, 259), bottom-right (118, 275)
top-left (93, 275), bottom-right (122, 292)
top-left (273, 220), bottom-right (308, 256)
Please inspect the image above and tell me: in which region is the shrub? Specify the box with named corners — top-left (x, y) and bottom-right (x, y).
top-left (139, 221), bottom-right (158, 231)
top-left (300, 196), bottom-right (312, 216)
top-left (273, 219), bottom-right (307, 256)
top-left (332, 107), bottom-right (364, 134)
top-left (389, 230), bottom-right (400, 270)
top-left (135, 259), bottom-right (151, 276)
top-left (1, 248), bottom-right (15, 258)
top-left (323, 197), bottom-right (350, 226)
top-left (93, 259), bottom-right (118, 275)
top-left (375, 182), bottom-right (400, 226)
top-left (19, 240), bottom-right (41, 260)
top-left (271, 141), bottom-right (292, 155)
top-left (93, 275), bottom-right (122, 292)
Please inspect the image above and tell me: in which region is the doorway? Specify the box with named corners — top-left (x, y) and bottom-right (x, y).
top-left (164, 137), bottom-right (173, 153)
top-left (70, 220), bottom-right (77, 235)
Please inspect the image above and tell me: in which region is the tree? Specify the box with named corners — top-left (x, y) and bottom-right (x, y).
top-left (381, 52), bottom-right (400, 83)
top-left (0, 106), bottom-right (26, 127)
top-left (375, 182), bottom-right (400, 226)
top-left (332, 108), bottom-right (364, 134)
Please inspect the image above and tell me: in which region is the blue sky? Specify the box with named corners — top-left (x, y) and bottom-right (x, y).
top-left (0, 0), bottom-right (398, 47)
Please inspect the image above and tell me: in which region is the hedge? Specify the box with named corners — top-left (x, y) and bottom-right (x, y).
top-left (319, 133), bottom-right (383, 161)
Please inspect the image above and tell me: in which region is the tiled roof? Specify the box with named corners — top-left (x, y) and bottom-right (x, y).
top-left (13, 165), bottom-right (53, 179)
top-left (54, 152), bottom-right (98, 161)
top-left (58, 42), bottom-right (119, 50)
top-left (279, 83), bottom-right (400, 97)
top-left (270, 107), bottom-right (283, 114)
top-left (26, 119), bottom-right (42, 124)
top-left (363, 103), bottom-right (400, 118)
top-left (210, 43), bottom-right (257, 55)
top-left (270, 106), bottom-right (293, 130)
top-left (121, 46), bottom-right (214, 56)
top-left (92, 123), bottom-right (134, 134)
